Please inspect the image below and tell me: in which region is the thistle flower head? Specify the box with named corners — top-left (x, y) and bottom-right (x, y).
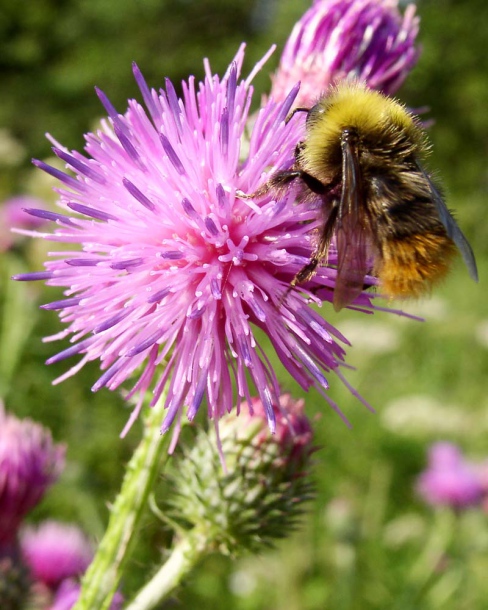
top-left (15, 45), bottom-right (375, 435)
top-left (271, 0), bottom-right (420, 107)
top-left (164, 394), bottom-right (315, 555)
top-left (20, 521), bottom-right (93, 589)
top-left (416, 442), bottom-right (483, 509)
top-left (49, 580), bottom-right (82, 610)
top-left (0, 408), bottom-right (65, 544)
top-left (50, 578), bottom-right (124, 610)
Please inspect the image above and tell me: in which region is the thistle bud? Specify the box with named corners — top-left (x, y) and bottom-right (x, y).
top-left (164, 394), bottom-right (315, 555)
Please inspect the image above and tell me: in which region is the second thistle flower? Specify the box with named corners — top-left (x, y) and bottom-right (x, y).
top-left (271, 0), bottom-right (420, 107)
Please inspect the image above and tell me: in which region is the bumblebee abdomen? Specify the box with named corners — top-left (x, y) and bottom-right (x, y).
top-left (377, 231), bottom-right (457, 299)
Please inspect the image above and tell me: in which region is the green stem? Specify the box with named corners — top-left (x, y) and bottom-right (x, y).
top-left (125, 528), bottom-right (209, 610)
top-left (408, 508), bottom-right (455, 587)
top-left (74, 393), bottom-right (171, 610)
top-left (0, 255), bottom-right (37, 397)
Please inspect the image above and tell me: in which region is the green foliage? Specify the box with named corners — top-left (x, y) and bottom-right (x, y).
top-left (1, 0), bottom-right (487, 608)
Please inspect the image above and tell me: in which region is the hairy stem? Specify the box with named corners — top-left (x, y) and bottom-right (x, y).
top-left (74, 393), bottom-right (170, 610)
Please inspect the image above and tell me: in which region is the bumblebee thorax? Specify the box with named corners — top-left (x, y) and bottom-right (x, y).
top-left (298, 81), bottom-right (425, 180)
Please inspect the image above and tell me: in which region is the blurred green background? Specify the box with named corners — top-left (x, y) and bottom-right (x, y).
top-left (1, 0), bottom-right (487, 608)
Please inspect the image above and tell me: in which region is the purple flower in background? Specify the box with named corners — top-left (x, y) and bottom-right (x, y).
top-left (49, 580), bottom-right (82, 610)
top-left (0, 407), bottom-right (65, 544)
top-left (14, 45), bottom-right (375, 435)
top-left (271, 0), bottom-right (420, 107)
top-left (50, 578), bottom-right (124, 610)
top-left (20, 521), bottom-right (92, 589)
top-left (0, 195), bottom-right (50, 251)
top-left (416, 442), bottom-right (483, 509)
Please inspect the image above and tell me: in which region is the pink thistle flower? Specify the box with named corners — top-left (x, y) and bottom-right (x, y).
top-left (50, 578), bottom-right (124, 610)
top-left (416, 442), bottom-right (483, 510)
top-left (20, 521), bottom-right (93, 589)
top-left (271, 0), bottom-right (420, 107)
top-left (49, 580), bottom-right (81, 610)
top-left (0, 195), bottom-right (50, 251)
top-left (14, 45), bottom-right (375, 436)
top-left (0, 407), bottom-right (65, 544)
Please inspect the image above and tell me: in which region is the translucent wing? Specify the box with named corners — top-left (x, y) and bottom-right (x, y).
top-left (417, 163), bottom-right (478, 282)
top-left (333, 134), bottom-right (376, 311)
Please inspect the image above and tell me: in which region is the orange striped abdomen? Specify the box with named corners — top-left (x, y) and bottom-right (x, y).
top-left (376, 231), bottom-right (458, 299)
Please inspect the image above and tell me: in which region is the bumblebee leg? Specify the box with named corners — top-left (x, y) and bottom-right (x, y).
top-left (299, 172), bottom-right (329, 195)
top-left (238, 170), bottom-right (302, 199)
top-left (291, 257), bottom-right (321, 285)
top-left (292, 204), bottom-right (340, 286)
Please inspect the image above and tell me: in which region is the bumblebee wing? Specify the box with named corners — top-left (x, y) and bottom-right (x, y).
top-left (333, 135), bottom-right (375, 311)
top-left (417, 164), bottom-right (478, 282)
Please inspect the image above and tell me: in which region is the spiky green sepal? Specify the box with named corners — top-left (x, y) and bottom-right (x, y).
top-left (163, 397), bottom-right (315, 556)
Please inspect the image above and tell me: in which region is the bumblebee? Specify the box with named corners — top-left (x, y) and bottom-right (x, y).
top-left (250, 81), bottom-right (478, 310)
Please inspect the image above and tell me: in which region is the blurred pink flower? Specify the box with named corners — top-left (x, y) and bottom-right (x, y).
top-left (0, 195), bottom-right (50, 251)
top-left (21, 521), bottom-right (92, 589)
top-left (50, 578), bottom-right (123, 610)
top-left (0, 407), bottom-right (65, 544)
top-left (416, 442), bottom-right (483, 509)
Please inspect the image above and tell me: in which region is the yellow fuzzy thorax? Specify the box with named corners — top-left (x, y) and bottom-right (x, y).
top-left (301, 81), bottom-right (424, 177)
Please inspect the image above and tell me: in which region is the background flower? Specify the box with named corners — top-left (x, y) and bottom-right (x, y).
top-left (271, 0), bottom-right (420, 107)
top-left (416, 442), bottom-right (483, 509)
top-left (0, 195), bottom-right (50, 252)
top-left (20, 521), bottom-right (93, 590)
top-left (50, 578), bottom-right (124, 610)
top-left (0, 407), bottom-right (65, 545)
